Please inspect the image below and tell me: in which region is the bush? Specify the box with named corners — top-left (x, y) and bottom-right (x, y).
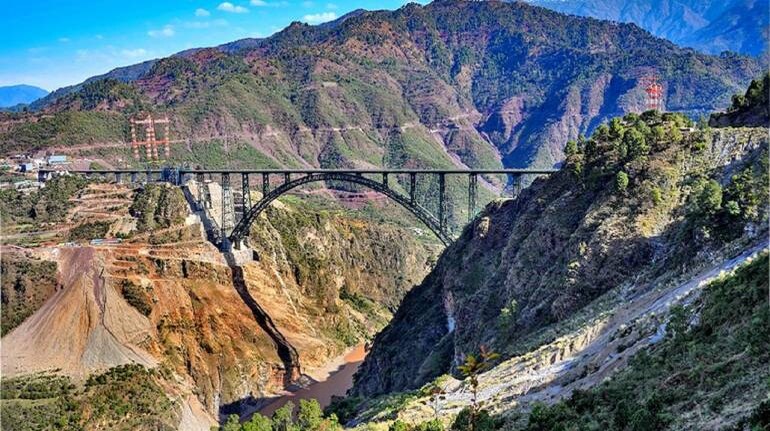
top-left (615, 171), bottom-right (629, 193)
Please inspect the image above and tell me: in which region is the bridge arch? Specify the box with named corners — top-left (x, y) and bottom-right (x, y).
top-left (229, 172), bottom-right (453, 246)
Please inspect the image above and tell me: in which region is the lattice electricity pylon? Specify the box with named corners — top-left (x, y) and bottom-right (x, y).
top-left (130, 114), bottom-right (171, 161)
top-left (640, 75), bottom-right (664, 112)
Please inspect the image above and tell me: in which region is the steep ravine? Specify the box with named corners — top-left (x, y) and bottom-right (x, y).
top-left (225, 256), bottom-right (301, 388)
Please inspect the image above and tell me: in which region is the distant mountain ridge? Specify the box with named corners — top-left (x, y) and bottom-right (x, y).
top-left (0, 85), bottom-right (48, 108)
top-left (528, 0), bottom-right (770, 56)
top-left (3, 0), bottom-right (763, 180)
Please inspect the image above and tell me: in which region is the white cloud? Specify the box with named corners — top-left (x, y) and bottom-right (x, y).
top-left (148, 25), bottom-right (175, 38)
top-left (250, 0), bottom-right (266, 5)
top-left (95, 34), bottom-right (104, 40)
top-left (121, 48), bottom-right (148, 58)
top-left (326, 3), bottom-right (337, 9)
top-left (195, 8), bottom-right (211, 17)
top-left (301, 1), bottom-right (314, 7)
top-left (301, 11), bottom-right (337, 24)
top-left (217, 2), bottom-right (249, 13)
top-left (58, 37), bottom-right (70, 43)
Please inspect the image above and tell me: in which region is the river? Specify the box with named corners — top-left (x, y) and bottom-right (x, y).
top-left (258, 343), bottom-right (367, 416)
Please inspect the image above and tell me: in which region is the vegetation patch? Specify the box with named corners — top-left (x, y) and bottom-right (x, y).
top-left (0, 254), bottom-right (58, 335)
top-left (68, 220), bottom-right (111, 241)
top-left (0, 364), bottom-right (178, 431)
top-left (130, 183), bottom-right (187, 231)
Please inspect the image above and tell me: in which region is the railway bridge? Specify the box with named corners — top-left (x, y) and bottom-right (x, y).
top-left (39, 167), bottom-right (558, 249)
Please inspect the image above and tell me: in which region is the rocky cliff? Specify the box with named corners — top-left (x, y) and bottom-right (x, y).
top-left (351, 111), bottom-right (768, 397)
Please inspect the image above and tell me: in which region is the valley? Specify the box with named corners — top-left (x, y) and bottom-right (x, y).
top-left (0, 1), bottom-right (768, 431)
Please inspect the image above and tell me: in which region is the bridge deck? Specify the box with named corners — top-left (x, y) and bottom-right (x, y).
top-left (40, 168), bottom-right (559, 175)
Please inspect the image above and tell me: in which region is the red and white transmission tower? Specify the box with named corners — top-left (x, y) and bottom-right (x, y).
top-left (640, 75), bottom-right (664, 112)
top-left (130, 114), bottom-right (171, 161)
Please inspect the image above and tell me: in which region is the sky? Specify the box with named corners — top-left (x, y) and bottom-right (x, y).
top-left (0, 0), bottom-right (426, 91)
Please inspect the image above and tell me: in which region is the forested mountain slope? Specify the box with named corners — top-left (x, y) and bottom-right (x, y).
top-left (1, 1), bottom-right (761, 175)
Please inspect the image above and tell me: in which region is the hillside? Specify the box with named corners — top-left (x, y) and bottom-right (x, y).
top-left (0, 85), bottom-right (48, 108)
top-left (529, 0), bottom-right (770, 56)
top-left (0, 180), bottom-right (440, 430)
top-left (0, 1), bottom-right (762, 176)
top-left (350, 104), bottom-right (768, 420)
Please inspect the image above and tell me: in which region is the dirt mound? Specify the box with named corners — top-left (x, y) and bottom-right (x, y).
top-left (1, 247), bottom-right (156, 378)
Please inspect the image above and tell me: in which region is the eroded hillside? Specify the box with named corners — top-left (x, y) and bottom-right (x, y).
top-left (0, 181), bottom-right (439, 430)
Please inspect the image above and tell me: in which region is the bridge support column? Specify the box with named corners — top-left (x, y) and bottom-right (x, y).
top-left (409, 173), bottom-right (416, 205)
top-left (382, 173), bottom-right (389, 187)
top-left (115, 172), bottom-right (122, 184)
top-left (221, 173), bottom-right (232, 243)
top-left (145, 170), bottom-right (152, 183)
top-left (130, 172), bottom-right (138, 183)
top-left (242, 174), bottom-right (251, 216)
top-left (284, 173), bottom-right (291, 184)
top-left (468, 173), bottom-right (477, 223)
top-left (438, 173), bottom-right (446, 231)
top-left (262, 173), bottom-right (269, 197)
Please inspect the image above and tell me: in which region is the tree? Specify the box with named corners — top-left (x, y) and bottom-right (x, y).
top-left (609, 118), bottom-right (625, 140)
top-left (624, 128), bottom-right (649, 159)
top-left (414, 419), bottom-right (444, 431)
top-left (272, 402), bottom-right (296, 431)
top-left (243, 413), bottom-right (273, 431)
top-left (389, 420), bottom-right (409, 431)
top-left (615, 171), bottom-right (629, 193)
top-left (564, 140), bottom-right (579, 157)
top-left (223, 415), bottom-right (242, 431)
top-left (297, 399), bottom-right (323, 431)
top-left (457, 346), bottom-right (499, 431)
top-left (450, 407), bottom-right (495, 431)
top-left (697, 180), bottom-right (722, 214)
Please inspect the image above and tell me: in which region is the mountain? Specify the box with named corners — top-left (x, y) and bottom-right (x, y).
top-left (0, 85), bottom-right (48, 108)
top-left (2, 0), bottom-right (762, 179)
top-left (528, 0), bottom-right (770, 56)
top-left (349, 82), bottom-right (769, 428)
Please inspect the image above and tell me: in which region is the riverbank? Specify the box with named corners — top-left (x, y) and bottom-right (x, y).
top-left (259, 343), bottom-right (367, 416)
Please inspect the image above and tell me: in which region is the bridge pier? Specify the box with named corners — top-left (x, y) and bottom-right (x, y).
top-left (438, 173), bottom-right (446, 231)
top-left (115, 172), bottom-right (122, 184)
top-left (382, 173), bottom-right (389, 187)
top-left (221, 173), bottom-right (233, 242)
top-left (468, 173), bottom-right (477, 222)
top-left (262, 173), bottom-right (269, 197)
top-left (409, 173), bottom-right (416, 205)
top-left (242, 173), bottom-right (251, 216)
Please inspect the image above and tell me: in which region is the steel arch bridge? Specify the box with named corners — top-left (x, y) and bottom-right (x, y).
top-left (231, 172), bottom-right (454, 245)
top-left (38, 167), bottom-right (559, 249)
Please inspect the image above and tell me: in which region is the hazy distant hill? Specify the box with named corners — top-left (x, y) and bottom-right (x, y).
top-left (0, 85), bottom-right (48, 108)
top-left (529, 0), bottom-right (769, 56)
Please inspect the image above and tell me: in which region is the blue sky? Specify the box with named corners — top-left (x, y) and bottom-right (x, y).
top-left (1, 0), bottom-right (426, 91)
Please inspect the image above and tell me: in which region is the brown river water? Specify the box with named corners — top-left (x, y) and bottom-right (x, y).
top-left (258, 344), bottom-right (367, 416)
